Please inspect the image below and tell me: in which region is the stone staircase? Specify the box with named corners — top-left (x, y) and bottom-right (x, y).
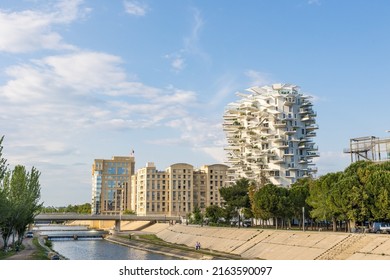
top-left (315, 234), bottom-right (368, 260)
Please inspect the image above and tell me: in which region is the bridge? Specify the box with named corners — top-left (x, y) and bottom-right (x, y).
top-left (35, 213), bottom-right (181, 231)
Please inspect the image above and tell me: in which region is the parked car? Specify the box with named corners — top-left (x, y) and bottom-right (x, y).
top-left (371, 222), bottom-right (390, 233)
top-left (26, 231), bottom-right (34, 238)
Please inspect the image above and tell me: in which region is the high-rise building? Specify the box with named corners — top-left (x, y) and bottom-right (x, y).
top-left (223, 83), bottom-right (318, 186)
top-left (131, 162), bottom-right (229, 216)
top-left (91, 156), bottom-right (135, 214)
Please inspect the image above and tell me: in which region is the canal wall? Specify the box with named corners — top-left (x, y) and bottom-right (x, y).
top-left (144, 224), bottom-right (390, 260)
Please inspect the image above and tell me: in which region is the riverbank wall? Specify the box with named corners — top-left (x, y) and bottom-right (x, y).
top-left (142, 223), bottom-right (390, 260)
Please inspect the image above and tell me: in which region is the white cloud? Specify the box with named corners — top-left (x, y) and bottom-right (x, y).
top-left (308, 0), bottom-right (321, 5)
top-left (183, 8), bottom-right (204, 53)
top-left (0, 0), bottom-right (88, 53)
top-left (172, 56), bottom-right (185, 71)
top-left (245, 70), bottom-right (272, 87)
top-left (147, 116), bottom-right (227, 163)
top-left (0, 50), bottom-right (203, 137)
top-left (123, 0), bottom-right (148, 16)
top-left (165, 7), bottom-right (208, 72)
top-left (42, 52), bottom-right (126, 92)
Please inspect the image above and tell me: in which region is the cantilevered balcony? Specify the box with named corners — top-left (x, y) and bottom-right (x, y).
top-left (301, 115), bottom-right (313, 122)
top-left (285, 128), bottom-right (297, 135)
top-left (273, 136), bottom-right (285, 143)
top-left (306, 124), bottom-right (319, 131)
top-left (277, 142), bottom-right (289, 149)
top-left (274, 121), bottom-right (287, 128)
top-left (299, 157), bottom-right (308, 164)
top-left (307, 145), bottom-right (319, 151)
top-left (270, 157), bottom-right (285, 164)
top-left (307, 151), bottom-right (319, 157)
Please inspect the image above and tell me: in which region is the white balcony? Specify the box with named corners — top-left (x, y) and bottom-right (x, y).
top-left (307, 151), bottom-right (319, 157)
top-left (274, 121), bottom-right (287, 128)
top-left (306, 124), bottom-right (319, 131)
top-left (285, 129), bottom-right (296, 135)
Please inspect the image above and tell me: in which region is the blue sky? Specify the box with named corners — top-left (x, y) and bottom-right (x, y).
top-left (0, 0), bottom-right (389, 206)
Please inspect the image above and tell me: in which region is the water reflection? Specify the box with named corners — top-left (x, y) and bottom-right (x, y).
top-left (52, 239), bottom-right (176, 260)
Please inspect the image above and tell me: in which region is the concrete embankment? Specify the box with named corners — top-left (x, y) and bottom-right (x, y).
top-left (140, 223), bottom-right (390, 260)
top-left (105, 235), bottom-right (240, 260)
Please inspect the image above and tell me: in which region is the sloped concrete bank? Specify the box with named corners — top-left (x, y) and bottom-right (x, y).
top-left (148, 224), bottom-right (390, 260)
top-left (105, 234), bottom-right (243, 260)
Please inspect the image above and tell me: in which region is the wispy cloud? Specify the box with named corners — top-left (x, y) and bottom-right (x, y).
top-left (245, 70), bottom-right (272, 87)
top-left (123, 0), bottom-right (148, 16)
top-left (308, 0), bottom-right (321, 5)
top-left (165, 7), bottom-right (208, 72)
top-left (147, 116), bottom-right (227, 163)
top-left (0, 0), bottom-right (88, 53)
top-left (183, 8), bottom-right (204, 54)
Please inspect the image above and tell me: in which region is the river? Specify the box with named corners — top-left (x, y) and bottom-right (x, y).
top-left (35, 224), bottom-right (176, 260)
top-left (51, 239), bottom-right (176, 260)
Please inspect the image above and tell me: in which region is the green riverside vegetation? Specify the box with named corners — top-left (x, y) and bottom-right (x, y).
top-left (0, 136), bottom-right (43, 251)
top-left (199, 161), bottom-right (390, 232)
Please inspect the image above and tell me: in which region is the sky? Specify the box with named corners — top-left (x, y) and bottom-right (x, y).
top-left (0, 0), bottom-right (389, 207)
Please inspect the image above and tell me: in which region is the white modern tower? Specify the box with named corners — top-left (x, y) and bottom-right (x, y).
top-left (223, 83), bottom-right (319, 186)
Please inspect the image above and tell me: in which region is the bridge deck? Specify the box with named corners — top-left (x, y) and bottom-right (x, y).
top-left (35, 214), bottom-right (180, 222)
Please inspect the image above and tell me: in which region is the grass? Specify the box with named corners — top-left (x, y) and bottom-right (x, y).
top-left (31, 238), bottom-right (50, 260)
top-left (0, 246), bottom-right (18, 260)
top-left (0, 238), bottom-right (50, 260)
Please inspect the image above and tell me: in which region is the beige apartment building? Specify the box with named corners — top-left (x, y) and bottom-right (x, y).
top-left (130, 162), bottom-right (229, 217)
top-left (91, 156), bottom-right (135, 215)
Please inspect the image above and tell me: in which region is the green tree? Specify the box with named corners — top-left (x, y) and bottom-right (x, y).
top-left (219, 178), bottom-right (252, 221)
top-left (1, 165), bottom-right (42, 249)
top-left (307, 172), bottom-right (344, 231)
top-left (204, 205), bottom-right (224, 223)
top-left (366, 169), bottom-right (390, 221)
top-left (289, 178), bottom-right (312, 229)
top-left (0, 136), bottom-right (6, 182)
top-left (253, 183), bottom-right (285, 228)
top-left (191, 205), bottom-right (203, 224)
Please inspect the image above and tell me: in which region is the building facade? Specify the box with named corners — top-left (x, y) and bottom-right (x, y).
top-left (131, 162), bottom-right (229, 216)
top-left (91, 156), bottom-right (135, 215)
top-left (223, 83), bottom-right (318, 186)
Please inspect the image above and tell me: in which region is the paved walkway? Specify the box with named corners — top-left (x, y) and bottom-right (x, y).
top-left (3, 238), bottom-right (37, 260)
